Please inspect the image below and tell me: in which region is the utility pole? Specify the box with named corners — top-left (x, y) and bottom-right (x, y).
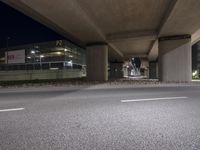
top-left (6, 37), bottom-right (10, 65)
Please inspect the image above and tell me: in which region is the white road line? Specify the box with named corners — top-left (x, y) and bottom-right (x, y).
top-left (0, 108), bottom-right (25, 112)
top-left (121, 97), bottom-right (188, 103)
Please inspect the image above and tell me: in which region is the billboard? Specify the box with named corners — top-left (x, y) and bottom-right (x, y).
top-left (5, 50), bottom-right (25, 64)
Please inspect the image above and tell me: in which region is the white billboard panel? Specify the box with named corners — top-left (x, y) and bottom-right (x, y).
top-left (5, 50), bottom-right (25, 64)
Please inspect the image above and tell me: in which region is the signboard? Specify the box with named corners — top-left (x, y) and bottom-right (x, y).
top-left (5, 50), bottom-right (25, 64)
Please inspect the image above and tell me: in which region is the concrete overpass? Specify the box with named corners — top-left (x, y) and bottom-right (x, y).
top-left (2, 0), bottom-right (200, 82)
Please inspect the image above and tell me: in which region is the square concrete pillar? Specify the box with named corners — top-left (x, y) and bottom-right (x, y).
top-left (149, 61), bottom-right (158, 79)
top-left (141, 58), bottom-right (149, 78)
top-left (159, 35), bottom-right (192, 82)
top-left (86, 44), bottom-right (108, 81)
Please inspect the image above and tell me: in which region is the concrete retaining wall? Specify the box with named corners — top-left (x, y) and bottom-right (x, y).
top-left (0, 69), bottom-right (85, 81)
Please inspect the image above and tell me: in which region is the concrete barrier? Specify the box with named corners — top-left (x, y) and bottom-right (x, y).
top-left (0, 69), bottom-right (85, 81)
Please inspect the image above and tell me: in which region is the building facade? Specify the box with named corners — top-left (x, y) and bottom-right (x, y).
top-left (0, 40), bottom-right (86, 81)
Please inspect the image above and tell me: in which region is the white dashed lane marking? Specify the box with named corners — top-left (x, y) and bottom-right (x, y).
top-left (121, 97), bottom-right (188, 103)
top-left (0, 108), bottom-right (25, 112)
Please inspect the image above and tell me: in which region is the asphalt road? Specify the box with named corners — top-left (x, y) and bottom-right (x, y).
top-left (0, 85), bottom-right (200, 150)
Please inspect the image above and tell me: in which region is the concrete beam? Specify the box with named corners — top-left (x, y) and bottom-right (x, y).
top-left (108, 44), bottom-right (124, 58)
top-left (107, 30), bottom-right (157, 42)
top-left (157, 0), bottom-right (179, 35)
top-left (2, 0), bottom-right (86, 46)
top-left (158, 0), bottom-right (200, 37)
top-left (148, 40), bottom-right (158, 61)
top-left (192, 28), bottom-right (200, 45)
top-left (147, 0), bottom-right (179, 61)
top-left (124, 54), bottom-right (147, 59)
top-left (2, 0), bottom-right (106, 44)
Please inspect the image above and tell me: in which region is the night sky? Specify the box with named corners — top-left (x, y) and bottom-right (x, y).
top-left (0, 1), bottom-right (64, 48)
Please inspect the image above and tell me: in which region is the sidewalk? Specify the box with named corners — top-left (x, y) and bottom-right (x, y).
top-left (1, 78), bottom-right (200, 92)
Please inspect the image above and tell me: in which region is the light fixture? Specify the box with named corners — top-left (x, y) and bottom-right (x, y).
top-left (68, 60), bottom-right (72, 64)
top-left (57, 52), bottom-right (62, 55)
top-left (193, 70), bottom-right (198, 77)
top-left (31, 50), bottom-right (35, 54)
top-left (40, 55), bottom-right (45, 58)
top-left (67, 60), bottom-right (73, 67)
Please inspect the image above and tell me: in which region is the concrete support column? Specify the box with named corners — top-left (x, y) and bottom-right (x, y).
top-left (109, 62), bottom-right (123, 79)
top-left (86, 44), bottom-right (108, 81)
top-left (141, 58), bottom-right (149, 78)
top-left (158, 35), bottom-right (192, 82)
top-left (149, 61), bottom-right (158, 79)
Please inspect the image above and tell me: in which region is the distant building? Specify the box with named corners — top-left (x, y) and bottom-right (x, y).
top-left (0, 40), bottom-right (86, 81)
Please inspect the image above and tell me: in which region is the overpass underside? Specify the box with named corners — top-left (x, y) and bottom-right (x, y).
top-left (3, 0), bottom-right (200, 82)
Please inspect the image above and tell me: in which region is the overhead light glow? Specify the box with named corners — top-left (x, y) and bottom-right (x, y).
top-left (193, 70), bottom-right (198, 76)
top-left (68, 60), bottom-right (72, 64)
top-left (67, 60), bottom-right (73, 67)
top-left (57, 52), bottom-right (62, 55)
top-left (31, 50), bottom-right (35, 54)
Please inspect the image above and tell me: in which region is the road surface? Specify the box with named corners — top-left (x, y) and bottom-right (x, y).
top-left (0, 85), bottom-right (200, 150)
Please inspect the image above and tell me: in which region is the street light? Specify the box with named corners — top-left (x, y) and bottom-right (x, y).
top-left (6, 37), bottom-right (10, 65)
top-left (64, 48), bottom-right (68, 69)
top-left (31, 50), bottom-right (35, 54)
top-left (40, 55), bottom-right (44, 70)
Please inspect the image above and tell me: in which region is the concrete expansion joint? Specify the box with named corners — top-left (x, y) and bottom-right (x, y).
top-left (159, 34), bottom-right (191, 42)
